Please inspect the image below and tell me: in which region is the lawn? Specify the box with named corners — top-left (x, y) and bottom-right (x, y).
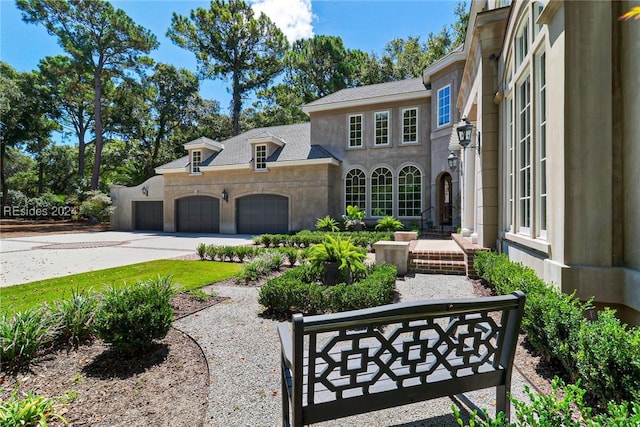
top-left (0, 259), bottom-right (242, 314)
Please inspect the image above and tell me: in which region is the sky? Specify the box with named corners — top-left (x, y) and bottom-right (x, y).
top-left (0, 0), bottom-right (461, 110)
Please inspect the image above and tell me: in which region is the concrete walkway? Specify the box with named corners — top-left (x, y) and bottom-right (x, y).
top-left (0, 231), bottom-right (254, 287)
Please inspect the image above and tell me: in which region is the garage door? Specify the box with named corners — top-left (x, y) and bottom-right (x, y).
top-left (176, 196), bottom-right (220, 233)
top-left (237, 195), bottom-right (288, 234)
top-left (134, 201), bottom-right (163, 231)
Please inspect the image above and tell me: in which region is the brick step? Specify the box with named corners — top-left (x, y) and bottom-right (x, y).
top-left (409, 251), bottom-right (465, 262)
top-left (408, 259), bottom-right (466, 275)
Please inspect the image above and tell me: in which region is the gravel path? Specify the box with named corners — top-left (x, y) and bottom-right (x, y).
top-left (175, 274), bottom-right (533, 427)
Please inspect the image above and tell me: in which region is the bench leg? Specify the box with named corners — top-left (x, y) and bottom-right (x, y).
top-left (281, 364), bottom-right (290, 427)
top-left (496, 384), bottom-right (510, 422)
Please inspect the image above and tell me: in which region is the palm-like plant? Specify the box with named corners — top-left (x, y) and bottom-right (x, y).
top-left (375, 216), bottom-right (404, 231)
top-left (307, 234), bottom-right (366, 284)
top-left (342, 205), bottom-right (366, 230)
top-left (315, 215), bottom-right (339, 232)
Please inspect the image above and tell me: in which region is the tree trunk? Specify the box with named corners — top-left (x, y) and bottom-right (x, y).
top-left (231, 73), bottom-right (242, 136)
top-left (90, 71), bottom-right (103, 190)
top-left (1, 144), bottom-right (8, 216)
top-left (37, 159), bottom-right (44, 195)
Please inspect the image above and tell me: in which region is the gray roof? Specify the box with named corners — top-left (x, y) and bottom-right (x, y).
top-left (304, 78), bottom-right (427, 108)
top-left (156, 122), bottom-right (340, 171)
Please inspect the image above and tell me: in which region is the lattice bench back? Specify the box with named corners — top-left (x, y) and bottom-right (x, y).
top-left (278, 291), bottom-right (525, 426)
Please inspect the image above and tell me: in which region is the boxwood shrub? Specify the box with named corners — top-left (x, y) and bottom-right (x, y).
top-left (474, 251), bottom-right (640, 407)
top-left (258, 263), bottom-right (397, 315)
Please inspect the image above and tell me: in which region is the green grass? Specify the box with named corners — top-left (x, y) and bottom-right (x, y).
top-left (0, 260), bottom-right (242, 315)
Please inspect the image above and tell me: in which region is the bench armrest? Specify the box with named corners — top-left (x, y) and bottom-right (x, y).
top-left (278, 323), bottom-right (293, 368)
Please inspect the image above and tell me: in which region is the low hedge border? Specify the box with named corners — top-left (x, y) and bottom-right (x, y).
top-left (258, 263), bottom-right (397, 315)
top-left (474, 251), bottom-right (640, 408)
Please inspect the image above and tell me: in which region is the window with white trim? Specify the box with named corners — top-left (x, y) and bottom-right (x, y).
top-left (516, 21), bottom-right (529, 67)
top-left (255, 144), bottom-right (267, 170)
top-left (345, 168), bottom-right (366, 213)
top-left (348, 114), bottom-right (363, 148)
top-left (374, 111), bottom-right (389, 145)
top-left (535, 51), bottom-right (547, 237)
top-left (398, 166), bottom-right (422, 217)
top-left (506, 97), bottom-right (514, 232)
top-left (517, 76), bottom-right (531, 234)
top-left (437, 85), bottom-right (451, 127)
top-left (371, 167), bottom-right (393, 217)
top-left (191, 150), bottom-right (202, 174)
top-left (402, 108), bottom-right (418, 143)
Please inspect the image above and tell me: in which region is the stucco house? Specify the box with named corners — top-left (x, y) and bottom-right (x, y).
top-left (451, 0), bottom-right (640, 323)
top-left (111, 75), bottom-right (463, 236)
top-left (112, 0), bottom-right (640, 322)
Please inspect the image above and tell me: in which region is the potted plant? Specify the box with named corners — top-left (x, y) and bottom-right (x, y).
top-left (342, 205), bottom-right (366, 231)
top-left (307, 234), bottom-right (367, 285)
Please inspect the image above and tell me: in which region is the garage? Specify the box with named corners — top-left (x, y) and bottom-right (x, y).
top-left (236, 194), bottom-right (289, 235)
top-left (134, 201), bottom-right (163, 231)
top-left (176, 196), bottom-right (220, 233)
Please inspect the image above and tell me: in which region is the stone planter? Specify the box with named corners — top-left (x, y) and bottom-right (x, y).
top-left (394, 231), bottom-right (418, 242)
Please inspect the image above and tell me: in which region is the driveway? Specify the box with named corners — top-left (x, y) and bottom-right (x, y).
top-left (0, 231), bottom-right (254, 287)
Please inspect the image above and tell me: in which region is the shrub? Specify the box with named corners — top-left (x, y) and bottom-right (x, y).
top-left (454, 377), bottom-right (640, 426)
top-left (48, 288), bottom-right (97, 349)
top-left (279, 247), bottom-right (299, 266)
top-left (79, 191), bottom-right (114, 223)
top-left (0, 388), bottom-right (66, 426)
top-left (235, 245), bottom-right (253, 262)
top-left (475, 250), bottom-right (640, 408)
top-left (0, 308), bottom-right (52, 369)
top-left (316, 215), bottom-right (340, 232)
top-left (258, 263), bottom-right (396, 315)
top-left (375, 216), bottom-right (404, 231)
top-left (342, 205), bottom-right (365, 231)
top-left (196, 243), bottom-right (207, 260)
top-left (94, 276), bottom-right (175, 354)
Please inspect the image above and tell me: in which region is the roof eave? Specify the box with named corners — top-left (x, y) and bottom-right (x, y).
top-left (303, 90), bottom-right (430, 115)
top-left (267, 158), bottom-right (341, 168)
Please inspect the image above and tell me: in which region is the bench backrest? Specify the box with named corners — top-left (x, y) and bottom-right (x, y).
top-left (289, 291), bottom-right (525, 420)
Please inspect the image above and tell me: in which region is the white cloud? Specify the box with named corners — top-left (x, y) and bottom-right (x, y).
top-left (250, 0), bottom-right (314, 42)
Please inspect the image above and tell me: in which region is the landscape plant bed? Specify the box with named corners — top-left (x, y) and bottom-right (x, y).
top-left (0, 291), bottom-right (222, 427)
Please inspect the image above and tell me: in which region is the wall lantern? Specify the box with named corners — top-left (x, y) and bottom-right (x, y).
top-left (456, 117), bottom-right (481, 154)
top-left (141, 186), bottom-right (149, 197)
top-left (447, 151), bottom-right (459, 171)
top-left (221, 189), bottom-right (229, 202)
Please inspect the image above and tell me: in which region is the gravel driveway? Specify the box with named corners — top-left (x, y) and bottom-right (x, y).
top-left (175, 274), bottom-right (533, 426)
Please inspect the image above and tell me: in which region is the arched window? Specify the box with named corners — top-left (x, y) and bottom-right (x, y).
top-left (398, 166), bottom-right (422, 217)
top-left (345, 168), bottom-right (366, 213)
top-left (371, 167), bottom-right (393, 217)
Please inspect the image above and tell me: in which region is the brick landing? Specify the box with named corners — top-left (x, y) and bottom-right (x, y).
top-left (408, 235), bottom-right (488, 278)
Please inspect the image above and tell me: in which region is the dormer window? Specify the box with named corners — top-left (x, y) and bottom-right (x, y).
top-left (255, 144), bottom-right (267, 170)
top-left (191, 150), bottom-right (202, 174)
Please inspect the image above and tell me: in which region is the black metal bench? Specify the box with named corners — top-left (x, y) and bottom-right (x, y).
top-left (277, 291), bottom-right (525, 426)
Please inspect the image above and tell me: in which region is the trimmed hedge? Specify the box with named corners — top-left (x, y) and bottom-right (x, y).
top-left (258, 263), bottom-right (397, 315)
top-left (254, 230), bottom-right (394, 249)
top-left (474, 251), bottom-right (640, 407)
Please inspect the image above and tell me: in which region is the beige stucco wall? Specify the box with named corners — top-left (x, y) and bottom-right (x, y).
top-left (309, 98), bottom-right (433, 222)
top-left (110, 175), bottom-right (164, 231)
top-left (162, 163), bottom-right (337, 233)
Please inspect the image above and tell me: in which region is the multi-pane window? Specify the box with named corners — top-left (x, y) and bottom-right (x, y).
top-left (255, 144), bottom-right (267, 170)
top-left (402, 108), bottom-right (418, 143)
top-left (191, 150), bottom-right (202, 174)
top-left (348, 114), bottom-right (363, 147)
top-left (371, 167), bottom-right (393, 217)
top-left (375, 112), bottom-right (389, 145)
top-left (506, 98), bottom-right (514, 232)
top-left (535, 52), bottom-right (547, 237)
top-left (398, 166), bottom-right (422, 217)
top-left (516, 21), bottom-right (529, 67)
top-left (345, 168), bottom-right (366, 214)
top-left (517, 77), bottom-right (531, 234)
top-left (437, 85), bottom-right (451, 127)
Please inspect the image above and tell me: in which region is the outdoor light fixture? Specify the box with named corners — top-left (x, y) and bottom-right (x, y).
top-left (141, 186), bottom-right (149, 197)
top-left (447, 151), bottom-right (459, 171)
top-left (221, 189), bottom-right (229, 202)
top-left (456, 117), bottom-right (481, 154)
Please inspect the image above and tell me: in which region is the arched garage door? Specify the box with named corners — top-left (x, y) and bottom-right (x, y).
top-left (236, 195), bottom-right (288, 234)
top-left (176, 196), bottom-right (220, 233)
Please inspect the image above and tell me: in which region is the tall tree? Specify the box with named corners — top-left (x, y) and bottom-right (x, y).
top-left (0, 63), bottom-right (59, 206)
top-left (168, 0), bottom-right (288, 136)
top-left (38, 55), bottom-right (94, 183)
top-left (18, 0), bottom-right (159, 190)
top-left (111, 63), bottom-right (200, 180)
